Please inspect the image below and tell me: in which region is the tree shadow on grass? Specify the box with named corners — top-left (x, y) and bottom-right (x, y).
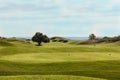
top-left (0, 60), bottom-right (120, 80)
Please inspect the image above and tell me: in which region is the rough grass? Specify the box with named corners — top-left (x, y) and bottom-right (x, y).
top-left (0, 41), bottom-right (120, 80)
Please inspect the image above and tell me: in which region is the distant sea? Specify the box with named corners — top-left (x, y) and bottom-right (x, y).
top-left (67, 37), bottom-right (102, 40)
top-left (18, 37), bottom-right (89, 40)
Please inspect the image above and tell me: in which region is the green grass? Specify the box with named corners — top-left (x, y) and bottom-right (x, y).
top-left (0, 40), bottom-right (13, 46)
top-left (0, 41), bottom-right (120, 80)
top-left (0, 52), bottom-right (120, 63)
top-left (0, 75), bottom-right (107, 80)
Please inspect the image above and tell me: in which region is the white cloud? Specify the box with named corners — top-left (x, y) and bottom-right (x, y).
top-left (0, 0), bottom-right (119, 37)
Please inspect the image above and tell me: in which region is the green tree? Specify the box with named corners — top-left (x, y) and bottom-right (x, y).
top-left (32, 32), bottom-right (50, 46)
top-left (89, 34), bottom-right (96, 40)
top-left (89, 34), bottom-right (96, 46)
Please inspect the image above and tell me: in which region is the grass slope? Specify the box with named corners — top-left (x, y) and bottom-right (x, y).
top-left (0, 40), bottom-right (13, 46)
top-left (0, 75), bottom-right (107, 80)
top-left (0, 41), bottom-right (120, 80)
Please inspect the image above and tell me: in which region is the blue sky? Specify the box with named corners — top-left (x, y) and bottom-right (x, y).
top-left (0, 0), bottom-right (120, 37)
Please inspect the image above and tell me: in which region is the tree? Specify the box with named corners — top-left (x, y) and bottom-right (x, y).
top-left (32, 32), bottom-right (50, 46)
top-left (89, 34), bottom-right (96, 46)
top-left (89, 34), bottom-right (96, 40)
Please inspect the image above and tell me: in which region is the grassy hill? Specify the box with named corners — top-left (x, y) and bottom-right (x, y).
top-left (0, 39), bottom-right (120, 80)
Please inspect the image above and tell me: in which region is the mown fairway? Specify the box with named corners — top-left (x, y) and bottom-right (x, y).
top-left (0, 40), bottom-right (120, 80)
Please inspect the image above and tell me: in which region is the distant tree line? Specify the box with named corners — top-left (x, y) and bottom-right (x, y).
top-left (80, 34), bottom-right (120, 45)
top-left (1, 32), bottom-right (120, 46)
top-left (0, 36), bottom-right (6, 39)
top-left (97, 36), bottom-right (120, 43)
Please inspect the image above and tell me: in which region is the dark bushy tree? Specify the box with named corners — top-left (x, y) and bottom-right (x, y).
top-left (32, 32), bottom-right (50, 46)
top-left (89, 34), bottom-right (96, 46)
top-left (89, 34), bottom-right (96, 40)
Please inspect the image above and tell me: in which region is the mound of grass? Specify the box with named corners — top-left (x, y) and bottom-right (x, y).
top-left (0, 40), bottom-right (13, 46)
top-left (51, 36), bottom-right (69, 43)
top-left (68, 40), bottom-right (84, 45)
top-left (6, 38), bottom-right (26, 43)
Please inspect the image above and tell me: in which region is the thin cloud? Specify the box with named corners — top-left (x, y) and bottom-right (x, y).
top-left (0, 0), bottom-right (119, 37)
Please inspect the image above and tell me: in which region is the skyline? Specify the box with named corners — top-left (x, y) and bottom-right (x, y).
top-left (0, 0), bottom-right (120, 37)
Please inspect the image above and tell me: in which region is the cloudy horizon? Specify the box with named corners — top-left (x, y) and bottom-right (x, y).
top-left (0, 0), bottom-right (120, 37)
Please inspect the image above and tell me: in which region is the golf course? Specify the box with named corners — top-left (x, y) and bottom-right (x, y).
top-left (0, 39), bottom-right (120, 80)
top-left (0, 0), bottom-right (119, 79)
